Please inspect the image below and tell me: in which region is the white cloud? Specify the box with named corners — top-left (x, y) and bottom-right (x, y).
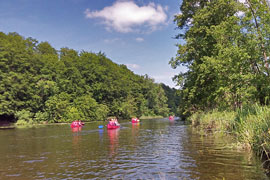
top-left (152, 74), bottom-right (173, 81)
top-left (84, 1), bottom-right (168, 33)
top-left (126, 63), bottom-right (140, 69)
top-left (104, 38), bottom-right (121, 44)
top-left (152, 71), bottom-right (179, 81)
top-left (135, 37), bottom-right (144, 42)
top-left (151, 73), bottom-right (178, 88)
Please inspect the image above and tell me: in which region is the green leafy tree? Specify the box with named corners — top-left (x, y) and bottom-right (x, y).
top-left (171, 0), bottom-right (270, 116)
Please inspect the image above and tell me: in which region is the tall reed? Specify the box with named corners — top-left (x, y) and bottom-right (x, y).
top-left (189, 104), bottom-right (270, 167)
top-left (235, 105), bottom-right (270, 161)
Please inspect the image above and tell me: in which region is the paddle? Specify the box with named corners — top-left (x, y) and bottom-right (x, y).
top-left (98, 125), bottom-right (104, 129)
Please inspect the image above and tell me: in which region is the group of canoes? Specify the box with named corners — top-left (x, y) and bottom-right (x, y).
top-left (71, 116), bottom-right (174, 129)
top-left (70, 117), bottom-right (140, 130)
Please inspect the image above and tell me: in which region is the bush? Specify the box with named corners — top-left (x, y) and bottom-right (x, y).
top-left (15, 110), bottom-right (34, 126)
top-left (65, 106), bottom-right (82, 122)
top-left (45, 92), bottom-right (71, 123)
top-left (34, 111), bottom-right (49, 123)
top-left (95, 104), bottom-right (109, 121)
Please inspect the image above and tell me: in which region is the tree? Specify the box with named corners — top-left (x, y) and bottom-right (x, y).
top-left (171, 0), bottom-right (270, 116)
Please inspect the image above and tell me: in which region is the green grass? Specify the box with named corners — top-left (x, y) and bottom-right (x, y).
top-left (189, 104), bottom-right (270, 168)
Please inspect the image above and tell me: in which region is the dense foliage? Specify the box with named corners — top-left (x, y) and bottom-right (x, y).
top-left (171, 0), bottom-right (270, 117)
top-left (161, 83), bottom-right (181, 116)
top-left (0, 32), bottom-right (171, 123)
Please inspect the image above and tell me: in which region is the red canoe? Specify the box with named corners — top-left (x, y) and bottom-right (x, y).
top-left (131, 118), bottom-right (140, 123)
top-left (70, 121), bottom-right (84, 128)
top-left (107, 123), bottom-right (120, 129)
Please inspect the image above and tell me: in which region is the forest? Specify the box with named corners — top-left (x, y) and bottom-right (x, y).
top-left (0, 32), bottom-right (179, 125)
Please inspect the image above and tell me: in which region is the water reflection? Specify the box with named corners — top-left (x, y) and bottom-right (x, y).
top-left (71, 127), bottom-right (82, 133)
top-left (98, 129), bottom-right (104, 138)
top-left (130, 123), bottom-right (140, 147)
top-left (72, 131), bottom-right (82, 146)
top-left (107, 128), bottom-right (120, 157)
top-left (179, 127), bottom-right (267, 180)
top-left (169, 119), bottom-right (175, 126)
top-left (132, 122), bottom-right (140, 134)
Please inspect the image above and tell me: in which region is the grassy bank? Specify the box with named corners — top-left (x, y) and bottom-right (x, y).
top-left (188, 104), bottom-right (270, 169)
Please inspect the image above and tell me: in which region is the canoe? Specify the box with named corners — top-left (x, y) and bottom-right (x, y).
top-left (70, 121), bottom-right (84, 128)
top-left (131, 118), bottom-right (140, 123)
top-left (107, 123), bottom-right (120, 129)
top-left (131, 119), bottom-right (140, 123)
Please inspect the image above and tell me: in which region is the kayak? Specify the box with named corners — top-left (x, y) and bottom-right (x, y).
top-left (107, 123), bottom-right (120, 129)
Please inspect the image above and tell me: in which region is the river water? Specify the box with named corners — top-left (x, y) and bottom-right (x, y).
top-left (0, 118), bottom-right (268, 180)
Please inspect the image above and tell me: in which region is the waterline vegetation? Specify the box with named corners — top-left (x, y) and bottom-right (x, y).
top-left (188, 104), bottom-right (270, 170)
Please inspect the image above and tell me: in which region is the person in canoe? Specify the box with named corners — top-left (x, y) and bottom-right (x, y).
top-left (78, 120), bottom-right (83, 126)
top-left (70, 120), bottom-right (84, 128)
top-left (114, 118), bottom-right (120, 126)
top-left (107, 117), bottom-right (120, 129)
top-left (109, 118), bottom-right (114, 126)
top-left (109, 118), bottom-right (120, 126)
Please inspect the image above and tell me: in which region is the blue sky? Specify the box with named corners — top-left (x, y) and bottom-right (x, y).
top-left (0, 0), bottom-right (185, 88)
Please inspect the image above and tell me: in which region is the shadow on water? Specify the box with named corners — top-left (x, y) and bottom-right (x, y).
top-left (0, 114), bottom-right (16, 130)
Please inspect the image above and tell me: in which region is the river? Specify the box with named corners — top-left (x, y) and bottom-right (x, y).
top-left (0, 118), bottom-right (268, 180)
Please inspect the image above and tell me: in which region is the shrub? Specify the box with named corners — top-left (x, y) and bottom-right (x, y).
top-left (15, 110), bottom-right (34, 126)
top-left (34, 111), bottom-right (49, 123)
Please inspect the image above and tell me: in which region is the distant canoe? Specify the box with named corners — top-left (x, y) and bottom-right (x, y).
top-left (70, 121), bottom-right (84, 128)
top-left (131, 118), bottom-right (140, 123)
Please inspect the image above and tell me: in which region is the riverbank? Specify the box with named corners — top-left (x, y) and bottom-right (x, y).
top-left (188, 104), bottom-right (270, 172)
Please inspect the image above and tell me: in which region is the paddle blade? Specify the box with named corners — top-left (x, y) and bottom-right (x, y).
top-left (98, 125), bottom-right (104, 129)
